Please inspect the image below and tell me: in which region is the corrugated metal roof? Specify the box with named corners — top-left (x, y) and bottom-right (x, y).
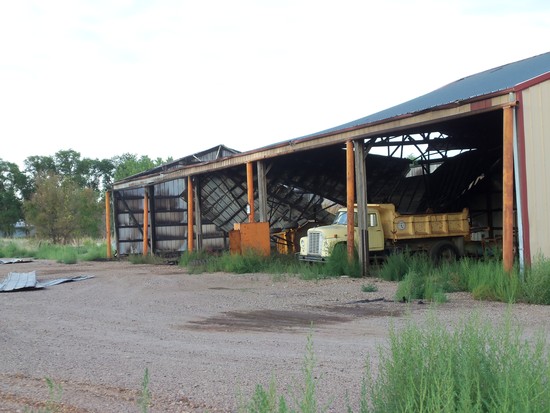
top-left (303, 52), bottom-right (550, 138)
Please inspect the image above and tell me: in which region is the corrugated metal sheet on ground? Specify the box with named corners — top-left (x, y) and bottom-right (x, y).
top-left (0, 271), bottom-right (94, 292)
top-left (0, 258), bottom-right (33, 264)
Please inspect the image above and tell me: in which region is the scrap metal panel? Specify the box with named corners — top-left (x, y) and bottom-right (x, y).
top-left (521, 79), bottom-right (550, 258)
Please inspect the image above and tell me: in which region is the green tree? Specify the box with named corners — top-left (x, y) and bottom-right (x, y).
top-left (0, 160), bottom-right (28, 235)
top-left (112, 153), bottom-right (166, 181)
top-left (24, 150), bottom-right (115, 194)
top-left (24, 174), bottom-right (102, 243)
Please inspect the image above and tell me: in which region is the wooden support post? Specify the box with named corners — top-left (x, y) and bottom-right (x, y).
top-left (257, 161), bottom-right (268, 222)
top-left (105, 191), bottom-right (112, 259)
top-left (247, 162), bottom-right (255, 223)
top-left (142, 189), bottom-right (149, 256)
top-left (503, 105), bottom-right (514, 273)
top-left (187, 176), bottom-right (194, 253)
top-left (354, 140), bottom-right (369, 276)
top-left (346, 141), bottom-right (355, 263)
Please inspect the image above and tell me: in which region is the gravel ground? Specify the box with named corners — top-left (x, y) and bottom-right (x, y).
top-left (1, 259), bottom-right (549, 412)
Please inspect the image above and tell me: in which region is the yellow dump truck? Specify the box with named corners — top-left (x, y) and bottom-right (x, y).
top-left (299, 204), bottom-right (471, 262)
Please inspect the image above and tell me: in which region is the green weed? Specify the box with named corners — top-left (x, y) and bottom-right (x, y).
top-left (25, 377), bottom-right (63, 413)
top-left (239, 334), bottom-right (330, 413)
top-left (369, 312), bottom-right (550, 413)
top-left (137, 368), bottom-right (151, 413)
top-left (361, 283), bottom-right (378, 293)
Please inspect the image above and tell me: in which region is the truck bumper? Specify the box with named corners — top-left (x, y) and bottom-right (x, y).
top-left (298, 254), bottom-right (327, 263)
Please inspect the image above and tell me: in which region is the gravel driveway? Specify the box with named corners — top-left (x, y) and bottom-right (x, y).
top-left (1, 259), bottom-right (549, 412)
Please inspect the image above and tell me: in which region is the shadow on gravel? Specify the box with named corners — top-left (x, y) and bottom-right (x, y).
top-left (183, 304), bottom-right (405, 333)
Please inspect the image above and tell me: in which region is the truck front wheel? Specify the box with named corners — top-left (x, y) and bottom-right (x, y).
top-left (429, 240), bottom-right (460, 264)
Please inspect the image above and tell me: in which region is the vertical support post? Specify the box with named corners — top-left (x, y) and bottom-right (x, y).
top-left (354, 140), bottom-right (369, 276)
top-left (257, 161), bottom-right (268, 222)
top-left (187, 176), bottom-right (194, 253)
top-left (247, 162), bottom-right (255, 223)
top-left (194, 177), bottom-right (203, 251)
top-left (148, 185), bottom-right (157, 254)
top-left (142, 189), bottom-right (149, 256)
top-left (105, 191), bottom-right (112, 259)
top-left (346, 141), bottom-right (355, 263)
top-left (503, 105), bottom-right (514, 273)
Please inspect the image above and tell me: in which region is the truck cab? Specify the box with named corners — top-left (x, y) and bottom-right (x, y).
top-left (299, 207), bottom-right (385, 262)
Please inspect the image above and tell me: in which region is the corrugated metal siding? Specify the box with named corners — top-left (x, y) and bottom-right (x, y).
top-left (153, 180), bottom-right (186, 253)
top-left (522, 80), bottom-right (550, 258)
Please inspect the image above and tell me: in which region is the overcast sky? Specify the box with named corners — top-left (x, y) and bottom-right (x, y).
top-left (1, 0), bottom-right (549, 168)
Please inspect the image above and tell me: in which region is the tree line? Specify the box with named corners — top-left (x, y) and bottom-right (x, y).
top-left (0, 149), bottom-right (171, 243)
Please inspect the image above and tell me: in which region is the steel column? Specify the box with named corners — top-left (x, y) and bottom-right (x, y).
top-left (105, 191), bottom-right (112, 259)
top-left (503, 105), bottom-right (514, 273)
top-left (247, 162), bottom-right (255, 222)
top-left (257, 161), bottom-right (268, 222)
top-left (194, 177), bottom-right (203, 251)
top-left (187, 176), bottom-right (194, 252)
top-left (354, 140), bottom-right (369, 276)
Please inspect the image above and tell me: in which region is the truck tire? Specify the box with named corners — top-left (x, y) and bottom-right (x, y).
top-left (429, 240), bottom-right (460, 264)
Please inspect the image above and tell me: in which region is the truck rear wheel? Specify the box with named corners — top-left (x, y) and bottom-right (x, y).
top-left (429, 240), bottom-right (460, 264)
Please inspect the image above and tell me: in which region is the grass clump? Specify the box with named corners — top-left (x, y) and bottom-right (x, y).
top-left (361, 283), bottom-right (378, 293)
top-left (521, 254), bottom-right (550, 304)
top-left (369, 312), bottom-right (550, 413)
top-left (128, 254), bottom-right (165, 265)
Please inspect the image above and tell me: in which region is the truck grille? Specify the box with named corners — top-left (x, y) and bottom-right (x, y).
top-left (308, 232), bottom-right (322, 255)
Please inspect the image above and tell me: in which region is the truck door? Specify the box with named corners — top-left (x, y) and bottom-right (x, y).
top-left (367, 211), bottom-right (385, 251)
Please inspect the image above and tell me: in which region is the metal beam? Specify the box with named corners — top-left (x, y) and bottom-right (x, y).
top-left (247, 162), bottom-right (255, 222)
top-left (194, 177), bottom-right (203, 251)
top-left (105, 191), bottom-right (112, 259)
top-left (187, 176), bottom-right (194, 253)
top-left (503, 105), bottom-right (515, 273)
top-left (354, 140), bottom-right (369, 276)
top-left (257, 161), bottom-right (268, 222)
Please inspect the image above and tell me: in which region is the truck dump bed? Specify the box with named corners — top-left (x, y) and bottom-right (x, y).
top-left (371, 204), bottom-right (470, 242)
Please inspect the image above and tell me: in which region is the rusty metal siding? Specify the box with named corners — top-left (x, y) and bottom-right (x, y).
top-left (522, 79), bottom-right (550, 258)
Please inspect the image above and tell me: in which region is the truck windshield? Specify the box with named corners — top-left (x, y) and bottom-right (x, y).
top-left (333, 211), bottom-right (358, 226)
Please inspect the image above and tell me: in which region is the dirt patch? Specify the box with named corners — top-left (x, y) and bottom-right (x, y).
top-left (1, 259), bottom-right (548, 413)
top-left (186, 309), bottom-right (350, 332)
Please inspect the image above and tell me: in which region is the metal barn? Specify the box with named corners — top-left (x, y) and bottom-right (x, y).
top-left (111, 52), bottom-right (550, 272)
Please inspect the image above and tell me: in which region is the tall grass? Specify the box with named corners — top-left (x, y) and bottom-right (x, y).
top-left (369, 312), bottom-right (550, 413)
top-left (179, 249), bottom-right (361, 279)
top-left (0, 238), bottom-right (109, 263)
top-left (0, 239), bottom-right (37, 258)
top-left (521, 254), bottom-right (550, 304)
top-left (379, 251), bottom-right (550, 305)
